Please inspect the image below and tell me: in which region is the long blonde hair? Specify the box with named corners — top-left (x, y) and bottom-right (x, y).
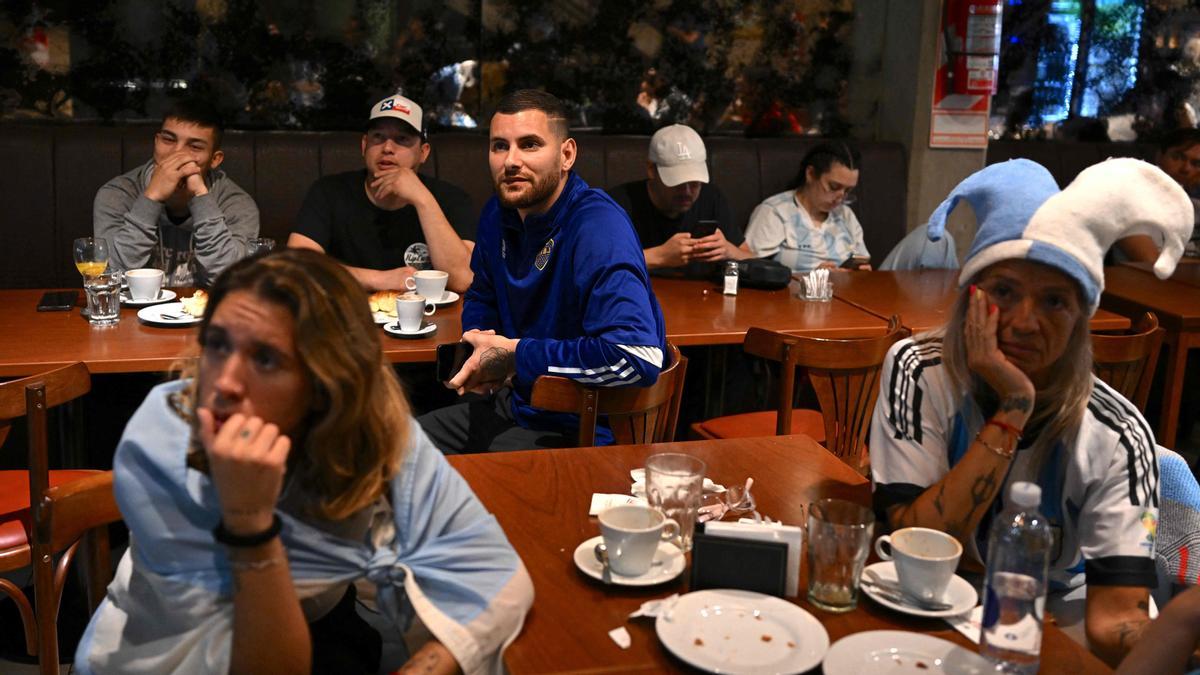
top-left (939, 275), bottom-right (1093, 463)
top-left (176, 249), bottom-right (410, 520)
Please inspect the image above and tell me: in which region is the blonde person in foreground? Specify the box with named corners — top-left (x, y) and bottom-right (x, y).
top-left (74, 248), bottom-right (532, 674)
top-left (869, 158), bottom-right (1193, 666)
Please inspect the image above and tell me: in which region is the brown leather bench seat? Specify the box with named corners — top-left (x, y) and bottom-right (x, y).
top-left (0, 124), bottom-right (910, 289)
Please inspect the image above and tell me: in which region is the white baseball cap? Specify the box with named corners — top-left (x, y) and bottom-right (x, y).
top-left (648, 124), bottom-right (709, 186)
top-left (368, 94), bottom-right (424, 137)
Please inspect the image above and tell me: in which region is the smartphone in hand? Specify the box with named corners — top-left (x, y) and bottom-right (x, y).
top-left (841, 255), bottom-right (870, 269)
top-left (436, 342), bottom-right (474, 382)
top-left (690, 220), bottom-right (718, 239)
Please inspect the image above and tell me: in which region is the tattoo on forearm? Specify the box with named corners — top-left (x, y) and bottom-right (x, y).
top-left (932, 482), bottom-right (947, 517)
top-left (1115, 618), bottom-right (1150, 650)
top-left (478, 347), bottom-right (514, 383)
top-left (970, 469), bottom-right (999, 509)
top-left (999, 396), bottom-right (1032, 413)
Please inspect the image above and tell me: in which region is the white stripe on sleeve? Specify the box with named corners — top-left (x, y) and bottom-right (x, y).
top-left (617, 345), bottom-right (663, 368)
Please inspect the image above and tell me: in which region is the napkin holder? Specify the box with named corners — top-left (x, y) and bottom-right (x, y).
top-left (701, 520), bottom-right (804, 596)
top-left (689, 532), bottom-right (788, 598)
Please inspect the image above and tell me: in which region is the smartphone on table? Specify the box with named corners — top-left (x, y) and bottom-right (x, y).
top-left (37, 290), bottom-right (78, 312)
top-left (690, 220), bottom-right (718, 239)
top-left (436, 342), bottom-right (474, 382)
top-left (841, 255), bottom-right (871, 270)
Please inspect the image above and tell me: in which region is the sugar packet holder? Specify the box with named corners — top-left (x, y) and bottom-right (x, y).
top-left (703, 520), bottom-right (804, 597)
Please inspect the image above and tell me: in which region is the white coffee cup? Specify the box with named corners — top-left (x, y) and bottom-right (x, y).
top-left (406, 270), bottom-right (449, 303)
top-left (598, 504), bottom-right (679, 576)
top-left (395, 294), bottom-right (435, 332)
top-left (874, 527), bottom-right (963, 601)
top-left (125, 268), bottom-right (164, 301)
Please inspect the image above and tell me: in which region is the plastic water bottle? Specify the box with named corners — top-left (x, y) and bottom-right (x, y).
top-left (723, 261), bottom-right (739, 296)
top-left (980, 482), bottom-right (1052, 674)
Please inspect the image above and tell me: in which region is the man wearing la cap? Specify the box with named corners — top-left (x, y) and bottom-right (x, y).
top-left (607, 124), bottom-right (753, 271)
top-left (288, 93), bottom-right (476, 292)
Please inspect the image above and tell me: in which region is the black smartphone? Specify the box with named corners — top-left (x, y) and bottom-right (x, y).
top-left (690, 220), bottom-right (718, 239)
top-left (436, 342), bottom-right (474, 382)
top-left (37, 290), bottom-right (78, 312)
top-left (841, 255), bottom-right (870, 269)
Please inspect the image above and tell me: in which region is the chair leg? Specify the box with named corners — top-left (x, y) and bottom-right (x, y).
top-left (82, 528), bottom-right (111, 612)
top-left (35, 551), bottom-right (62, 675)
top-left (0, 577), bottom-right (37, 655)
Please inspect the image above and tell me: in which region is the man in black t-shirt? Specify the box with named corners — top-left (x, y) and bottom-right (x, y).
top-left (607, 124), bottom-right (753, 272)
top-left (289, 94), bottom-right (476, 292)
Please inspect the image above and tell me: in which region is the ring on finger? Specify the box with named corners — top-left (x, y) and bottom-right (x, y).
top-left (239, 429), bottom-right (253, 440)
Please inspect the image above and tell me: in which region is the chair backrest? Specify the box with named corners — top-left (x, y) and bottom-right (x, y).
top-left (0, 363), bottom-right (91, 516)
top-left (531, 343), bottom-right (688, 447)
top-left (1091, 312), bottom-right (1164, 411)
top-left (743, 316), bottom-right (910, 468)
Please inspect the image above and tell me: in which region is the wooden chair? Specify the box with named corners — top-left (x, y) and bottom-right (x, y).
top-left (1091, 311), bottom-right (1164, 411)
top-left (531, 343), bottom-right (687, 447)
top-left (0, 363), bottom-right (120, 674)
top-left (691, 317), bottom-right (910, 471)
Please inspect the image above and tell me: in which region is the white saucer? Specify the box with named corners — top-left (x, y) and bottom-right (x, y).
top-left (431, 290), bottom-right (460, 306)
top-left (572, 535), bottom-right (684, 587)
top-left (823, 630), bottom-right (992, 674)
top-left (383, 322), bottom-right (437, 338)
top-left (121, 289), bottom-right (176, 306)
top-left (137, 302), bottom-right (202, 326)
top-left (656, 589), bottom-right (829, 674)
top-left (860, 561), bottom-right (978, 618)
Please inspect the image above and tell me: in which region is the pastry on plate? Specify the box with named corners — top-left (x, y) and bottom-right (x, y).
top-left (180, 290), bottom-right (208, 317)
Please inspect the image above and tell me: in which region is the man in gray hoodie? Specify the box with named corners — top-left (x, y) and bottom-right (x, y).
top-left (94, 98), bottom-right (259, 286)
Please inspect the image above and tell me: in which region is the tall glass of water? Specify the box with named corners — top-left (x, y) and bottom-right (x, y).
top-left (83, 272), bottom-right (122, 326)
top-left (644, 453), bottom-right (706, 552)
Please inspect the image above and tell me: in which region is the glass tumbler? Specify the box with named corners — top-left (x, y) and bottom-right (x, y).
top-left (806, 498), bottom-right (874, 612)
top-left (644, 453), bottom-right (706, 552)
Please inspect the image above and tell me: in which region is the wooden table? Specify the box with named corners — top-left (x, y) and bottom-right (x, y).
top-left (830, 270), bottom-right (1132, 333)
top-left (446, 437), bottom-right (1109, 674)
top-left (1121, 259), bottom-right (1200, 289)
top-left (0, 288), bottom-right (466, 376)
top-left (1104, 265), bottom-right (1200, 447)
top-left (651, 277), bottom-right (889, 345)
top-left (0, 281), bottom-right (888, 377)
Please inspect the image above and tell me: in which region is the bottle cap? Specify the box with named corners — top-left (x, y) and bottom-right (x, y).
top-left (1009, 481), bottom-right (1041, 509)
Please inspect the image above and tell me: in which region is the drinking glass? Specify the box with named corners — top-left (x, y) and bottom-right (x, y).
top-left (806, 498), bottom-right (874, 612)
top-left (644, 453), bottom-right (706, 552)
top-left (73, 237), bottom-right (110, 279)
top-left (83, 272), bottom-right (122, 326)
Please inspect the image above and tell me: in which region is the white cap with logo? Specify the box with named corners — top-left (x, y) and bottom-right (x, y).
top-left (648, 124), bottom-right (709, 187)
top-left (368, 94), bottom-right (424, 136)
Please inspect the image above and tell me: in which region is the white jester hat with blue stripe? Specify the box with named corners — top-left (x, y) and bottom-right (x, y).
top-left (926, 158), bottom-right (1194, 315)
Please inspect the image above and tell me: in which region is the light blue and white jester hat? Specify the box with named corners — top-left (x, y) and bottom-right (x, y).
top-left (926, 158), bottom-right (1195, 314)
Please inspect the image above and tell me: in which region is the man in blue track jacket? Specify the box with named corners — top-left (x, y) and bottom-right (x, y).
top-left (418, 89), bottom-right (666, 452)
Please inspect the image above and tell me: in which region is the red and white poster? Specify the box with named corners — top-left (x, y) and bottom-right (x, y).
top-left (930, 0), bottom-right (1004, 148)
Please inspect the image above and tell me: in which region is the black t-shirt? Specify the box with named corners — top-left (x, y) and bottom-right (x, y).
top-left (606, 179), bottom-right (742, 248)
top-left (293, 170), bottom-right (476, 271)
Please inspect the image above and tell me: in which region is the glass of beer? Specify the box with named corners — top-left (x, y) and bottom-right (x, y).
top-left (73, 237), bottom-right (110, 279)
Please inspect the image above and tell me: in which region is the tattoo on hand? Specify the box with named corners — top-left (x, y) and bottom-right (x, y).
top-left (932, 482), bottom-right (947, 518)
top-left (1000, 396), bottom-right (1032, 413)
top-left (478, 347), bottom-right (514, 384)
top-left (1116, 618), bottom-right (1149, 649)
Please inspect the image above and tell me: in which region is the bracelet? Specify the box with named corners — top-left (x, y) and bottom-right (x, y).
top-left (986, 418), bottom-right (1024, 440)
top-left (229, 556), bottom-right (285, 573)
top-left (975, 431), bottom-right (1016, 459)
top-left (212, 514), bottom-right (282, 548)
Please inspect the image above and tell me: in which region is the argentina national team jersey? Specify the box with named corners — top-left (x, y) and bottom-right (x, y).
top-left (463, 172), bottom-right (667, 442)
top-left (869, 336), bottom-right (1159, 591)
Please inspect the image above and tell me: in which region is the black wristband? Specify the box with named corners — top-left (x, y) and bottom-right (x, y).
top-left (212, 513), bottom-right (282, 548)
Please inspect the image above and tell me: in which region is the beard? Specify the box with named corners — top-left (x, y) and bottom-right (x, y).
top-left (495, 169), bottom-right (562, 211)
